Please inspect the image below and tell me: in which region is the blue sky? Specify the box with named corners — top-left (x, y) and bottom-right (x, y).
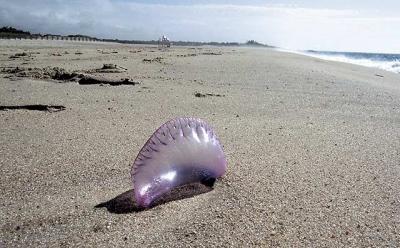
top-left (0, 0), bottom-right (399, 53)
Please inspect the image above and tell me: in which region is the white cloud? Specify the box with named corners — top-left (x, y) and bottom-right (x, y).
top-left (0, 0), bottom-right (399, 53)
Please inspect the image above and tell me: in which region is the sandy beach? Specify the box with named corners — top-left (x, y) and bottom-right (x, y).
top-left (0, 40), bottom-right (399, 247)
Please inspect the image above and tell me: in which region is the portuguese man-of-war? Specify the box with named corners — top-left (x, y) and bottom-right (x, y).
top-left (131, 117), bottom-right (227, 208)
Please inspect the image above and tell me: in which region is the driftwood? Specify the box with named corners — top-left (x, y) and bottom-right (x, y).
top-left (77, 74), bottom-right (139, 86)
top-left (0, 105), bottom-right (65, 112)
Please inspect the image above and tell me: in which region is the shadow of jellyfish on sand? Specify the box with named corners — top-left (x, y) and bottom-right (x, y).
top-left (96, 117), bottom-right (227, 212)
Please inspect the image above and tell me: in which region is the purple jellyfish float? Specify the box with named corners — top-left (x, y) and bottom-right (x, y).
top-left (131, 117), bottom-right (227, 208)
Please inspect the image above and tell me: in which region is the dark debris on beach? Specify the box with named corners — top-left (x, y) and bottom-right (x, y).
top-left (0, 66), bottom-right (140, 86)
top-left (194, 92), bottom-right (225, 97)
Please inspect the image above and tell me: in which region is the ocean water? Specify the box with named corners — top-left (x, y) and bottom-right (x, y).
top-left (301, 50), bottom-right (400, 74)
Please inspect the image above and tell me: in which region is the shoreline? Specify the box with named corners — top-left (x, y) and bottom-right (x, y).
top-left (277, 48), bottom-right (400, 74)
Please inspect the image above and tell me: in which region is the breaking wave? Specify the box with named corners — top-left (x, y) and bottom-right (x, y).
top-left (282, 49), bottom-right (400, 73)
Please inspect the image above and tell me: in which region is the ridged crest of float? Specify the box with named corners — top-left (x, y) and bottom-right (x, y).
top-left (131, 117), bottom-right (227, 208)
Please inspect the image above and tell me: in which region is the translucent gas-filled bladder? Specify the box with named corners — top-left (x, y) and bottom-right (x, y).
top-left (131, 117), bottom-right (227, 208)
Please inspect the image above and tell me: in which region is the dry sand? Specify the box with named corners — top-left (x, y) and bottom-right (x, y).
top-left (0, 40), bottom-right (399, 247)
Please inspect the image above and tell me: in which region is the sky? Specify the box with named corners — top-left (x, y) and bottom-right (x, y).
top-left (0, 0), bottom-right (399, 53)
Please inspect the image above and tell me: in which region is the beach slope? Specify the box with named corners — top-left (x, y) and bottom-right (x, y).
top-left (1, 40), bottom-right (399, 247)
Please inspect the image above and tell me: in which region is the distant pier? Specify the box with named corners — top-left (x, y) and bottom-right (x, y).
top-left (0, 34), bottom-right (102, 42)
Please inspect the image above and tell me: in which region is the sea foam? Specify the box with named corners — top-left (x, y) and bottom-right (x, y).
top-left (280, 49), bottom-right (400, 74)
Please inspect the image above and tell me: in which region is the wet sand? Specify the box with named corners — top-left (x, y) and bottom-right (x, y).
top-left (0, 40), bottom-right (399, 247)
